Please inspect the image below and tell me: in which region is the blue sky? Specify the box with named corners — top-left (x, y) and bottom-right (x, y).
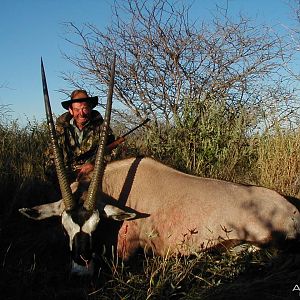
top-left (0, 0), bottom-right (296, 124)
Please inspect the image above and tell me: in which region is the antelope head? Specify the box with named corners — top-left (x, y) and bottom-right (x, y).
top-left (19, 55), bottom-right (135, 276)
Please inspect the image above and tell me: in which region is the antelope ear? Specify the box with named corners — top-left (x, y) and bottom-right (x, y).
top-left (19, 199), bottom-right (64, 220)
top-left (102, 204), bottom-right (136, 221)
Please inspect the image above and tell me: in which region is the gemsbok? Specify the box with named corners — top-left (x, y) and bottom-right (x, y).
top-left (19, 56), bottom-right (300, 276)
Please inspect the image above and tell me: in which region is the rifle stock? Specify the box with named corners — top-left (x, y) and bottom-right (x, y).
top-left (106, 136), bottom-right (125, 151)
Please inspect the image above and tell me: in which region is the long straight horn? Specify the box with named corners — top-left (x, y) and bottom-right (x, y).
top-left (41, 58), bottom-right (75, 211)
top-left (84, 53), bottom-right (116, 211)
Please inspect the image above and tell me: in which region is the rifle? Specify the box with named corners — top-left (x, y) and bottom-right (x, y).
top-left (107, 118), bottom-right (151, 151)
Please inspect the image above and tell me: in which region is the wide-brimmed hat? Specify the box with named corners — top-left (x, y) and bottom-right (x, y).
top-left (61, 96), bottom-right (98, 110)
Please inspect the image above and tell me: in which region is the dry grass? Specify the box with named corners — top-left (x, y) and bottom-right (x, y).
top-left (3, 217), bottom-right (298, 300)
top-left (255, 127), bottom-right (300, 197)
top-left (2, 223), bottom-right (299, 300)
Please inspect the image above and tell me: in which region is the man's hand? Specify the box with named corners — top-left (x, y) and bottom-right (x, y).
top-left (77, 163), bottom-right (94, 180)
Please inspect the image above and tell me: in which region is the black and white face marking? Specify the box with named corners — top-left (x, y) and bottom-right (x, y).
top-left (19, 200), bottom-right (136, 276)
top-left (62, 208), bottom-right (100, 269)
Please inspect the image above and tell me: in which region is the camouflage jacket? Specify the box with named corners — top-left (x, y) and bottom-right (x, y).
top-left (44, 110), bottom-right (115, 178)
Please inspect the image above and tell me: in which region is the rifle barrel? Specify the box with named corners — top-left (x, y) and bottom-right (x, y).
top-left (121, 118), bottom-right (150, 138)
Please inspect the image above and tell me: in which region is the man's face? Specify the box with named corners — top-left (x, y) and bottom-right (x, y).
top-left (69, 102), bottom-right (92, 128)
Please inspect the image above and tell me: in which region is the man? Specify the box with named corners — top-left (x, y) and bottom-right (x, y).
top-left (44, 89), bottom-right (115, 182)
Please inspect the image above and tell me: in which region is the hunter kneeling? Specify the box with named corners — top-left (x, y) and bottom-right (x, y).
top-left (44, 89), bottom-right (115, 184)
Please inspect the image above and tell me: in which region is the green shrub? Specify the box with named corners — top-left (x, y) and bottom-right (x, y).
top-left (145, 97), bottom-right (257, 183)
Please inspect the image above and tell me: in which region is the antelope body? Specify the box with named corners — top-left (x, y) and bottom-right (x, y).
top-left (20, 156), bottom-right (300, 275)
top-left (102, 157), bottom-right (300, 258)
